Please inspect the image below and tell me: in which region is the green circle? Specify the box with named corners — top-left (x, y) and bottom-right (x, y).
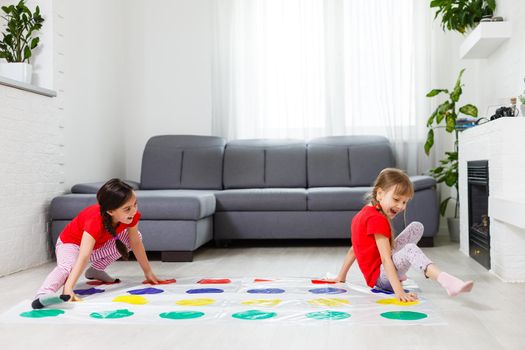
top-left (20, 309), bottom-right (65, 318)
top-left (232, 309), bottom-right (277, 320)
top-left (90, 309), bottom-right (134, 319)
top-left (380, 311), bottom-right (428, 321)
top-left (159, 311), bottom-right (205, 320)
top-left (306, 310), bottom-right (351, 320)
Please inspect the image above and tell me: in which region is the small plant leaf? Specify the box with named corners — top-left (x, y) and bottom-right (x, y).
top-left (459, 104), bottom-right (478, 117)
top-left (424, 129), bottom-right (434, 156)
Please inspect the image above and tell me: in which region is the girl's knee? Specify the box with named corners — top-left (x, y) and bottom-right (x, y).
top-left (408, 221), bottom-right (424, 233)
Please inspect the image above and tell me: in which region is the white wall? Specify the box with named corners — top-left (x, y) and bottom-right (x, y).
top-left (123, 0), bottom-right (213, 181)
top-left (62, 0), bottom-right (127, 189)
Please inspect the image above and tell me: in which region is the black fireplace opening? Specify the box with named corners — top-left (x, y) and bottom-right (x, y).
top-left (468, 160), bottom-right (490, 269)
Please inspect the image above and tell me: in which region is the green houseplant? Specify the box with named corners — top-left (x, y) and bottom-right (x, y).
top-left (430, 0), bottom-right (497, 34)
top-left (0, 0), bottom-right (44, 83)
top-left (424, 69), bottom-right (478, 241)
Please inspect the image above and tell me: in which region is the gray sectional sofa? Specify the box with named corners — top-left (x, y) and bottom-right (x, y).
top-left (50, 135), bottom-right (439, 262)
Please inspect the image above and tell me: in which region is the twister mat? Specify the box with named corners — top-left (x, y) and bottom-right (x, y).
top-left (0, 277), bottom-right (446, 326)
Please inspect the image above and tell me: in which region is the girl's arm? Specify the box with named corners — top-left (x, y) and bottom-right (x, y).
top-left (63, 232), bottom-right (95, 299)
top-left (374, 234), bottom-right (417, 302)
top-left (128, 225), bottom-right (159, 284)
top-left (335, 247), bottom-right (356, 282)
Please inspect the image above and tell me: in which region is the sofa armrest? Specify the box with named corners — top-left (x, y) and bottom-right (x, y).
top-left (409, 175), bottom-right (436, 192)
top-left (71, 180), bottom-right (140, 194)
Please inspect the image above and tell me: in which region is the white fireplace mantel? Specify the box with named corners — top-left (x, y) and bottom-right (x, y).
top-left (459, 118), bottom-right (525, 282)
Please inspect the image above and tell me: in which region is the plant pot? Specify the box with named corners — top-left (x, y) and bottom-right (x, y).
top-left (520, 104), bottom-right (525, 117)
top-left (447, 217), bottom-right (460, 242)
top-left (0, 62), bottom-right (32, 84)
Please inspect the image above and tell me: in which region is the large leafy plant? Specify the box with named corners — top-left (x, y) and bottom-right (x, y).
top-left (431, 0), bottom-right (496, 34)
top-left (0, 0), bottom-right (44, 63)
top-left (424, 69), bottom-right (478, 217)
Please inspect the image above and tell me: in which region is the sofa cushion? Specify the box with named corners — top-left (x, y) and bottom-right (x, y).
top-left (307, 187), bottom-right (370, 211)
top-left (140, 135), bottom-right (225, 190)
top-left (223, 140), bottom-right (307, 189)
top-left (50, 190), bottom-right (217, 221)
top-left (307, 136), bottom-right (395, 187)
top-left (215, 189), bottom-right (307, 211)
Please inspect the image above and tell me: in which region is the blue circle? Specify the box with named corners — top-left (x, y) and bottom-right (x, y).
top-left (186, 288), bottom-right (224, 294)
top-left (247, 288), bottom-right (285, 294)
top-left (127, 287), bottom-right (164, 295)
top-left (308, 287), bottom-right (347, 294)
top-left (74, 287), bottom-right (105, 296)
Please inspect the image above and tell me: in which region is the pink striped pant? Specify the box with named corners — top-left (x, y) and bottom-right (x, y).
top-left (36, 230), bottom-right (140, 296)
top-left (375, 221), bottom-right (433, 291)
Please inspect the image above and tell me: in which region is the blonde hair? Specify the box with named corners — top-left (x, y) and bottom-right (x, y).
top-left (369, 168), bottom-right (414, 247)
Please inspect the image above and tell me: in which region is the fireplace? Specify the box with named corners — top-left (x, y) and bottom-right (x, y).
top-left (467, 160), bottom-right (490, 269)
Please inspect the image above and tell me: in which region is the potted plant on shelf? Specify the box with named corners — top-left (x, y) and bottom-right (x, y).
top-left (0, 0), bottom-right (44, 84)
top-left (430, 0), bottom-right (497, 34)
top-left (424, 68), bottom-right (478, 242)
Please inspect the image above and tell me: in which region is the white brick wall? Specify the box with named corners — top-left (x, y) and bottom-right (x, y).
top-left (0, 0), bottom-right (66, 276)
top-left (459, 118), bottom-right (525, 282)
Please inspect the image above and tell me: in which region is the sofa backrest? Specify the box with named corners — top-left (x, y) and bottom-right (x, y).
top-left (223, 139), bottom-right (307, 189)
top-left (140, 135), bottom-right (226, 190)
top-left (307, 136), bottom-right (395, 187)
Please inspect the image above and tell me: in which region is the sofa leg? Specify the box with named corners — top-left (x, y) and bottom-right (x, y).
top-left (418, 236), bottom-right (434, 247)
top-left (161, 251), bottom-right (193, 262)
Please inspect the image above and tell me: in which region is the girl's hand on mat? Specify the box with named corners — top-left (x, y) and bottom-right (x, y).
top-left (144, 271), bottom-right (159, 285)
top-left (395, 291), bottom-right (418, 303)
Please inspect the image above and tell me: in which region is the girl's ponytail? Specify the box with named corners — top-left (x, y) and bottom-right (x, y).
top-left (97, 179), bottom-right (134, 260)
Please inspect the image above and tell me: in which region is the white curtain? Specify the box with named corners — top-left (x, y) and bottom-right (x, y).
top-left (212, 0), bottom-right (433, 175)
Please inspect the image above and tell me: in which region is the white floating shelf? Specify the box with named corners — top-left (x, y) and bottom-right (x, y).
top-left (460, 21), bottom-right (511, 59)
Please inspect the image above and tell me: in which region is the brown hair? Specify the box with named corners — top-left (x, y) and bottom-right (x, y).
top-left (96, 179), bottom-right (134, 260)
top-left (369, 168), bottom-right (414, 246)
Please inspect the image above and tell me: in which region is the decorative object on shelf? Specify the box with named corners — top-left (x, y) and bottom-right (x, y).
top-left (0, 0), bottom-right (44, 84)
top-left (424, 68), bottom-right (478, 241)
top-left (430, 0), bottom-right (497, 34)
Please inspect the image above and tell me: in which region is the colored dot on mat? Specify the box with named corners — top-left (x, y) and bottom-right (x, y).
top-left (112, 295), bottom-right (148, 305)
top-left (186, 288), bottom-right (224, 294)
top-left (242, 299), bottom-right (282, 306)
top-left (20, 309), bottom-right (65, 318)
top-left (127, 287), bottom-right (164, 295)
top-left (380, 311), bottom-right (428, 321)
top-left (198, 278), bottom-right (231, 284)
top-left (176, 298), bottom-right (216, 306)
top-left (308, 298), bottom-right (350, 307)
top-left (308, 287), bottom-right (347, 295)
top-left (254, 278), bottom-right (274, 283)
top-left (371, 288), bottom-right (409, 295)
top-left (376, 298), bottom-right (419, 306)
top-left (90, 309), bottom-right (134, 319)
top-left (306, 310), bottom-right (351, 320)
top-left (160, 311), bottom-right (205, 320)
top-left (247, 288), bottom-right (285, 294)
top-left (73, 287), bottom-right (105, 296)
top-left (232, 310), bottom-right (277, 320)
top-left (311, 279), bottom-right (336, 285)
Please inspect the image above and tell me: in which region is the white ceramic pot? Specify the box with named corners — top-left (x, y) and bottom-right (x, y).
top-left (447, 217), bottom-right (460, 242)
top-left (0, 62), bottom-right (32, 84)
top-left (520, 104), bottom-right (525, 117)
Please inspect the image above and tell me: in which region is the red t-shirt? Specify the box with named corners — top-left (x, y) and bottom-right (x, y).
top-left (59, 204), bottom-right (141, 249)
top-left (351, 205), bottom-right (392, 287)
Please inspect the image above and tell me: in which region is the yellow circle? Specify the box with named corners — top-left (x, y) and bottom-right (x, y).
top-left (241, 299), bottom-right (282, 306)
top-left (308, 298), bottom-right (350, 307)
top-left (176, 298), bottom-right (215, 306)
top-left (376, 298), bottom-right (419, 306)
top-left (112, 295), bottom-right (148, 305)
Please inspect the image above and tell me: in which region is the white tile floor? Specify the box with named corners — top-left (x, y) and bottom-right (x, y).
top-left (0, 233), bottom-right (523, 350)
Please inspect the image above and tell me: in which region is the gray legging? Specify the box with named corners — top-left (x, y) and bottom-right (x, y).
top-left (375, 221), bottom-right (432, 291)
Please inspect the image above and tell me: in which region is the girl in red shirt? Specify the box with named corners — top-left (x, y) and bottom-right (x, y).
top-left (333, 168), bottom-right (473, 302)
top-left (32, 179), bottom-right (160, 309)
